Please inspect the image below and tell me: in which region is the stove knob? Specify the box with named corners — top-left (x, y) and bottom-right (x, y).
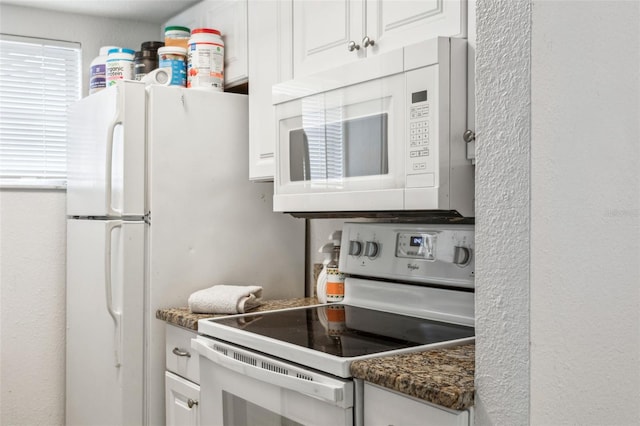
top-left (453, 246), bottom-right (472, 266)
top-left (348, 240), bottom-right (362, 256)
top-left (365, 241), bottom-right (379, 259)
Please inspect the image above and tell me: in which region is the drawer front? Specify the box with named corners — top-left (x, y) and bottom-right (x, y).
top-left (364, 383), bottom-right (470, 426)
top-left (166, 325), bottom-right (200, 384)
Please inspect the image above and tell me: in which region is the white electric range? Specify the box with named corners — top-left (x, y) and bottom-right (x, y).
top-left (193, 222), bottom-right (475, 426)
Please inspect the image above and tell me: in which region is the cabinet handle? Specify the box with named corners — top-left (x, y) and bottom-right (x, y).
top-left (362, 36), bottom-right (375, 48)
top-left (347, 41), bottom-right (360, 52)
top-left (172, 347), bottom-right (191, 358)
top-left (463, 129), bottom-right (476, 143)
top-left (187, 399), bottom-right (199, 409)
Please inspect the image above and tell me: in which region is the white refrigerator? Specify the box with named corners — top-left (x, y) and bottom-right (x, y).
top-left (65, 81), bottom-right (305, 426)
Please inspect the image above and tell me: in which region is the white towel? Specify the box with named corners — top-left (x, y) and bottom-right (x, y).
top-left (188, 285), bottom-right (263, 314)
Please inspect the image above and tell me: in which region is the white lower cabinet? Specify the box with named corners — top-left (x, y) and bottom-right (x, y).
top-left (166, 372), bottom-right (200, 426)
top-left (363, 383), bottom-right (472, 426)
top-left (165, 325), bottom-right (200, 426)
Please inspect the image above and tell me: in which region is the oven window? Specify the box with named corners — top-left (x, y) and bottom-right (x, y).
top-left (222, 391), bottom-right (303, 426)
top-left (288, 113), bottom-right (388, 182)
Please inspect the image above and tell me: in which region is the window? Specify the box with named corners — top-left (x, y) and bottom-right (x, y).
top-left (0, 34), bottom-right (81, 189)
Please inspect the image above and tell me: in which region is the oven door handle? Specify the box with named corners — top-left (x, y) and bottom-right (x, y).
top-left (193, 339), bottom-right (346, 405)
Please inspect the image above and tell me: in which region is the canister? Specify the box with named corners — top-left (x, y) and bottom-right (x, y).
top-left (187, 28), bottom-right (224, 91)
top-left (134, 41), bottom-right (164, 81)
top-left (89, 45), bottom-right (119, 94)
top-left (106, 48), bottom-right (135, 86)
top-left (164, 26), bottom-right (190, 50)
top-left (158, 46), bottom-right (187, 87)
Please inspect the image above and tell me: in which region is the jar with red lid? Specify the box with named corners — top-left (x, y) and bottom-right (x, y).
top-left (187, 28), bottom-right (224, 91)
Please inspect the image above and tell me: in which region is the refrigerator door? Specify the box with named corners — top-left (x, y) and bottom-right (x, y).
top-left (66, 219), bottom-right (145, 426)
top-left (144, 86), bottom-right (306, 426)
top-left (67, 81), bottom-right (146, 217)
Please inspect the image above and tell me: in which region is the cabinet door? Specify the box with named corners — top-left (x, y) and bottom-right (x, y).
top-left (292, 0), bottom-right (365, 78)
top-left (365, 0), bottom-right (466, 56)
top-left (166, 372), bottom-right (201, 426)
top-left (163, 0), bottom-right (248, 88)
top-left (363, 383), bottom-right (470, 426)
top-left (248, 0), bottom-right (292, 180)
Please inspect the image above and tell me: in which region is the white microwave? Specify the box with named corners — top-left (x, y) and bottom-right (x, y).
top-left (272, 37), bottom-right (474, 217)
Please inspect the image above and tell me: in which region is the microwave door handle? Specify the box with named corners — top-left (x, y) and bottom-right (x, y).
top-left (193, 339), bottom-right (345, 405)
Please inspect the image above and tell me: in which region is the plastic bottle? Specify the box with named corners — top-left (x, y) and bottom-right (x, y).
top-left (164, 26), bottom-right (190, 49)
top-left (89, 46), bottom-right (119, 94)
top-left (316, 242), bottom-right (334, 303)
top-left (187, 28), bottom-right (224, 91)
top-left (134, 41), bottom-right (164, 81)
top-left (325, 231), bottom-right (345, 302)
top-left (106, 48), bottom-right (135, 87)
top-left (157, 46), bottom-right (187, 87)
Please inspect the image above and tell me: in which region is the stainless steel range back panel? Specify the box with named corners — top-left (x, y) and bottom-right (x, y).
top-left (340, 222), bottom-right (475, 288)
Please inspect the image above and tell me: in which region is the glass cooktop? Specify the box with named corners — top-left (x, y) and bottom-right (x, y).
top-left (207, 304), bottom-right (474, 358)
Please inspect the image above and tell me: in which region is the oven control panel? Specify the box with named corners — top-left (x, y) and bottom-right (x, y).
top-left (339, 222), bottom-right (475, 288)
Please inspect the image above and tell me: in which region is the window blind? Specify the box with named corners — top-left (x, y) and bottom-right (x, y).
top-left (0, 34), bottom-right (81, 189)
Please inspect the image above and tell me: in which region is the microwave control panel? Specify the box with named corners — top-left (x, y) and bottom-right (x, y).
top-left (406, 65), bottom-right (438, 188)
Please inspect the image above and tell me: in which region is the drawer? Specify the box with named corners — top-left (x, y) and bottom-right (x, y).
top-left (166, 324), bottom-right (200, 384)
top-left (364, 383), bottom-right (471, 426)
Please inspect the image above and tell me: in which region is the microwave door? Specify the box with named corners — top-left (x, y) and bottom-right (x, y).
top-left (342, 113), bottom-right (389, 178)
top-left (289, 128), bottom-right (310, 182)
top-left (287, 114), bottom-right (389, 184)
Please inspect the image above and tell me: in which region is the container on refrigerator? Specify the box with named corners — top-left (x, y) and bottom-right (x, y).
top-left (65, 81), bottom-right (305, 426)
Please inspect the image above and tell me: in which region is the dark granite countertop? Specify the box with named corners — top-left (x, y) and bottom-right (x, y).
top-left (351, 344), bottom-right (475, 410)
top-left (155, 297), bottom-right (319, 330)
top-left (157, 300), bottom-right (474, 411)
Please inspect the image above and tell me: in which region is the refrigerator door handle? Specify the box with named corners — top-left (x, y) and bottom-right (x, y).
top-left (105, 115), bottom-right (123, 217)
top-left (105, 220), bottom-right (123, 367)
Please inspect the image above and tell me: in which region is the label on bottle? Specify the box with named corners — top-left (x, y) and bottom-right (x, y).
top-left (326, 266), bottom-right (345, 302)
top-left (106, 58), bottom-right (134, 86)
top-left (89, 63), bottom-right (106, 93)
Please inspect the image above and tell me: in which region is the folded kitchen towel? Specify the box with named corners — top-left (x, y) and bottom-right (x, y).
top-left (188, 285), bottom-right (263, 314)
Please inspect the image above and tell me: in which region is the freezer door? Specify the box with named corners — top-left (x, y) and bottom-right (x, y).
top-left (66, 219), bottom-right (145, 426)
top-left (67, 81), bottom-right (146, 217)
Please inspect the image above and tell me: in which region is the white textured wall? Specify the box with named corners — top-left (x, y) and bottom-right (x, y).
top-left (0, 191), bottom-right (67, 424)
top-left (476, 0), bottom-right (640, 424)
top-left (530, 1), bottom-right (640, 424)
top-left (0, 5), bottom-right (159, 425)
top-left (475, 0), bottom-right (531, 424)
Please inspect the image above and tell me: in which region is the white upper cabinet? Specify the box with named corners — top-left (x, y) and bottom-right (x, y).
top-left (163, 0), bottom-right (248, 88)
top-left (292, 0), bottom-right (365, 77)
top-left (248, 0), bottom-right (292, 181)
top-left (293, 0), bottom-right (467, 78)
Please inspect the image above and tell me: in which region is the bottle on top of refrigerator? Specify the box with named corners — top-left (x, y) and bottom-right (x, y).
top-left (187, 28), bottom-right (224, 91)
top-left (164, 26), bottom-right (190, 49)
top-left (134, 41), bottom-right (164, 81)
top-left (106, 48), bottom-right (135, 86)
top-left (89, 46), bottom-right (119, 94)
top-left (157, 46), bottom-right (187, 87)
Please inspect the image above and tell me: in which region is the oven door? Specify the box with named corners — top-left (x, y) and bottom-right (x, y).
top-left (273, 71), bottom-right (407, 213)
top-left (193, 336), bottom-right (354, 426)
